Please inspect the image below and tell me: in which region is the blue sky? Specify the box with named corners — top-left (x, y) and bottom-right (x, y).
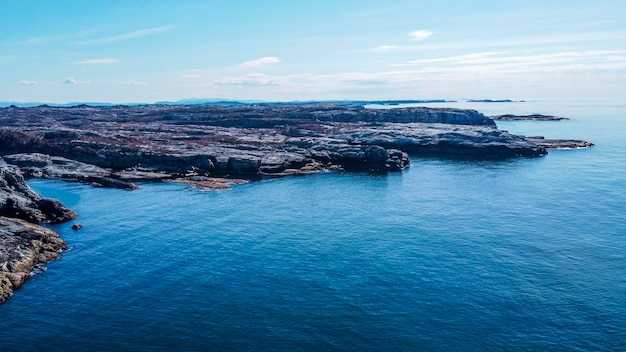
top-left (2, 0), bottom-right (625, 103)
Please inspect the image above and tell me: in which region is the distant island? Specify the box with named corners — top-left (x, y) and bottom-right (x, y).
top-left (0, 101), bottom-right (593, 303)
top-left (466, 99), bottom-right (525, 103)
top-left (491, 114), bottom-right (569, 121)
top-left (0, 99), bottom-right (459, 108)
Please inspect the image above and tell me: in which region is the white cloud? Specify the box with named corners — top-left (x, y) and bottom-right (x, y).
top-left (240, 57), bottom-right (281, 68)
top-left (74, 25), bottom-right (175, 45)
top-left (62, 78), bottom-right (89, 84)
top-left (18, 80), bottom-right (38, 86)
top-left (201, 48), bottom-right (626, 98)
top-left (408, 29), bottom-right (434, 41)
top-left (72, 58), bottom-right (119, 64)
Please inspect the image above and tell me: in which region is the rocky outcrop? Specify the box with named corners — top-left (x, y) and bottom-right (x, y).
top-left (0, 160), bottom-right (75, 304)
top-left (0, 216), bottom-right (67, 303)
top-left (0, 102), bottom-right (593, 189)
top-left (330, 122), bottom-right (546, 157)
top-left (0, 103), bottom-right (553, 185)
top-left (0, 159), bottom-right (77, 223)
top-left (491, 114), bottom-right (569, 121)
top-left (526, 137), bottom-right (595, 149)
top-left (3, 153), bottom-right (137, 190)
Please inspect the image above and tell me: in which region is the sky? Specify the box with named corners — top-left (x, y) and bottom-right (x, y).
top-left (1, 0), bottom-right (625, 103)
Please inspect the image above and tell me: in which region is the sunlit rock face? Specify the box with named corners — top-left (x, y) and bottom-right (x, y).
top-left (0, 103), bottom-right (547, 184)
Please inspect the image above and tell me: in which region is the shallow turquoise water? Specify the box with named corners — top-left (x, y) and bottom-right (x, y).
top-left (1, 101), bottom-right (625, 351)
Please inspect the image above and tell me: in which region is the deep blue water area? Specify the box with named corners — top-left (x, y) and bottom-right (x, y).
top-left (1, 101), bottom-right (625, 351)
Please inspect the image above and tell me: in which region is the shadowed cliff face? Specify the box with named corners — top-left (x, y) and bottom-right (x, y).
top-left (0, 103), bottom-right (546, 184)
top-left (0, 159), bottom-right (77, 223)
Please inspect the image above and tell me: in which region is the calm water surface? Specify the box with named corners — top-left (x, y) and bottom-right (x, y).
top-left (1, 100), bottom-right (625, 351)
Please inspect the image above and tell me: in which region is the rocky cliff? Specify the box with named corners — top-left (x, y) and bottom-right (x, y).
top-left (0, 103), bottom-right (553, 189)
top-left (0, 160), bottom-right (75, 304)
top-left (0, 216), bottom-right (67, 303)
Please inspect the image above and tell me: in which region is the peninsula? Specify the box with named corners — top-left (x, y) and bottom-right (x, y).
top-left (0, 102), bottom-right (592, 303)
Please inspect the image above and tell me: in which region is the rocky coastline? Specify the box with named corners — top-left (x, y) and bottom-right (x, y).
top-left (0, 102), bottom-right (593, 303)
top-left (0, 160), bottom-right (75, 303)
top-left (0, 103), bottom-right (558, 185)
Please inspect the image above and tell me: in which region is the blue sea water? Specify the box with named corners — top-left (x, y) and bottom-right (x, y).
top-left (1, 100), bottom-right (625, 351)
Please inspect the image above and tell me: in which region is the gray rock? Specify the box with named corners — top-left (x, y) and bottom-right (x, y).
top-left (0, 102), bottom-right (589, 182)
top-left (260, 152), bottom-right (307, 173)
top-left (3, 153), bottom-right (137, 190)
top-left (526, 137), bottom-right (594, 149)
top-left (227, 155), bottom-right (261, 175)
top-left (0, 216), bottom-right (67, 304)
top-left (0, 159), bottom-right (77, 223)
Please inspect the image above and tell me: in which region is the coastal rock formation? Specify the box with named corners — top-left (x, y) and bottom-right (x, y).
top-left (0, 161), bottom-right (75, 304)
top-left (0, 216), bottom-right (67, 303)
top-left (0, 159), bottom-right (77, 223)
top-left (3, 153), bottom-right (137, 190)
top-left (330, 122), bottom-right (545, 157)
top-left (0, 103), bottom-right (558, 189)
top-left (491, 114), bottom-right (569, 121)
top-left (526, 137), bottom-right (594, 149)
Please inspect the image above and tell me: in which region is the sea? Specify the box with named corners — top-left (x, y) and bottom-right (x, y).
top-left (1, 100), bottom-right (624, 351)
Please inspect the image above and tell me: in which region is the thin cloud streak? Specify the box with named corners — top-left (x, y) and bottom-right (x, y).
top-left (394, 50), bottom-right (626, 67)
top-left (406, 30), bottom-right (626, 52)
top-left (240, 57), bottom-right (281, 68)
top-left (73, 25), bottom-right (176, 45)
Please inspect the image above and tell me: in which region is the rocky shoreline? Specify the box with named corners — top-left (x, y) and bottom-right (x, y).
top-left (0, 102), bottom-right (593, 303)
top-left (0, 103), bottom-right (559, 185)
top-left (0, 160), bottom-right (75, 303)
